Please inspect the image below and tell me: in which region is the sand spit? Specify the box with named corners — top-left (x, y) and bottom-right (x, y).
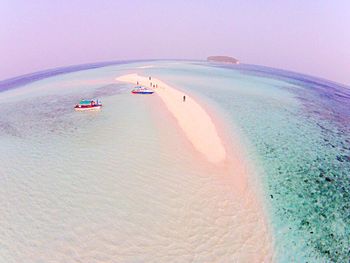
top-left (116, 73), bottom-right (274, 262)
top-left (116, 73), bottom-right (226, 164)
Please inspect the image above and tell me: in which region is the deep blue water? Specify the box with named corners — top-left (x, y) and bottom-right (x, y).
top-left (221, 63), bottom-right (350, 132)
top-left (0, 60), bottom-right (137, 92)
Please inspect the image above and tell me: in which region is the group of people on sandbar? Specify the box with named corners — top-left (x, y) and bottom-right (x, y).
top-left (137, 76), bottom-right (186, 102)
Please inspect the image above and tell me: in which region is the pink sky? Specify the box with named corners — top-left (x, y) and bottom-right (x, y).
top-left (1, 0), bottom-right (349, 85)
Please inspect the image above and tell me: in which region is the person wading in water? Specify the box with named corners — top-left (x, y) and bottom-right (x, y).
top-left (183, 95), bottom-right (186, 102)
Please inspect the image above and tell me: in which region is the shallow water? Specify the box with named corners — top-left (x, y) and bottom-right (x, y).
top-left (0, 61), bottom-right (349, 262)
top-left (144, 62), bottom-right (350, 262)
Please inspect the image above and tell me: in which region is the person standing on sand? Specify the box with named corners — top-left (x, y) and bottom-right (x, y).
top-left (183, 95), bottom-right (186, 102)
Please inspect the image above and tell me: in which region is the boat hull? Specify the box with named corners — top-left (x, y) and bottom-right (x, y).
top-left (131, 91), bottom-right (154, 94)
top-left (74, 105), bottom-right (102, 111)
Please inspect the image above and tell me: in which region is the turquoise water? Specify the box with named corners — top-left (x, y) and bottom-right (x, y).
top-left (141, 62), bottom-right (350, 262)
top-left (0, 61), bottom-right (349, 262)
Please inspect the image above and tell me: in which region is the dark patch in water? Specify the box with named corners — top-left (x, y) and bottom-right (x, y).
top-left (0, 60), bottom-right (150, 92)
top-left (218, 63), bottom-right (350, 132)
top-left (92, 83), bottom-right (128, 97)
top-left (212, 64), bottom-right (350, 261)
top-left (0, 80), bottom-right (129, 139)
top-left (0, 121), bottom-right (22, 137)
top-left (0, 92), bottom-right (95, 138)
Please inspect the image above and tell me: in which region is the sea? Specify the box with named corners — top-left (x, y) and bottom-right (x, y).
top-left (0, 60), bottom-right (349, 262)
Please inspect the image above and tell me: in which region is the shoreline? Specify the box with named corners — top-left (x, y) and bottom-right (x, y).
top-left (116, 73), bottom-right (274, 261)
top-left (116, 73), bottom-right (227, 164)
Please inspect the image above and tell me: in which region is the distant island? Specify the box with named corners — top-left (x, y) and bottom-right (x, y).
top-left (207, 56), bottom-right (240, 64)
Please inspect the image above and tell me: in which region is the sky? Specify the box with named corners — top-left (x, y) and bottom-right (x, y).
top-left (1, 0), bottom-right (349, 85)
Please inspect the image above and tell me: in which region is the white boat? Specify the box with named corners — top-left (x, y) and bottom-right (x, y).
top-left (131, 86), bottom-right (154, 94)
top-left (74, 99), bottom-right (102, 111)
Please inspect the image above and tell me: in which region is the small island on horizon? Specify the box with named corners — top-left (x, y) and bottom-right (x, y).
top-left (207, 56), bottom-right (240, 64)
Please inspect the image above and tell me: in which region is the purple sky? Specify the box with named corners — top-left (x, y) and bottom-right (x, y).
top-left (1, 0), bottom-right (349, 85)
